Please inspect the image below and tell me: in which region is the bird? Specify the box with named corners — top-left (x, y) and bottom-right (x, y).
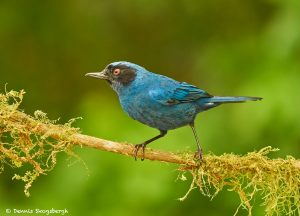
top-left (86, 61), bottom-right (262, 161)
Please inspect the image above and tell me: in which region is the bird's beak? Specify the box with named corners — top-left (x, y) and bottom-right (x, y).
top-left (85, 70), bottom-right (109, 79)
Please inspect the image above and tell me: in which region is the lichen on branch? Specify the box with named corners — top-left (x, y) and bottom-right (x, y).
top-left (0, 89), bottom-right (299, 216)
top-left (0, 89), bottom-right (79, 196)
top-left (180, 147), bottom-right (300, 216)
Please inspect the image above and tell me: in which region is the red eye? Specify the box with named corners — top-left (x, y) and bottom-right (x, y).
top-left (113, 68), bottom-right (121, 76)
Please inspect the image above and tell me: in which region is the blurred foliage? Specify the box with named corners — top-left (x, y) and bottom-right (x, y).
top-left (0, 0), bottom-right (299, 215)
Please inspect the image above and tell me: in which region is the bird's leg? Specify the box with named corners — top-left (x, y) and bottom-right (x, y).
top-left (134, 130), bottom-right (167, 161)
top-left (189, 122), bottom-right (204, 161)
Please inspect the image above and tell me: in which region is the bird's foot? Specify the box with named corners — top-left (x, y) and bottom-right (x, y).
top-left (134, 143), bottom-right (146, 161)
top-left (194, 149), bottom-right (204, 164)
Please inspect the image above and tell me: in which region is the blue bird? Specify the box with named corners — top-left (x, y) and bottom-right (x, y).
top-left (86, 61), bottom-right (261, 161)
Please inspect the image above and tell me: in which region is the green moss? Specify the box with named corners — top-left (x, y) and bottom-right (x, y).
top-left (0, 89), bottom-right (79, 196)
top-left (179, 147), bottom-right (300, 215)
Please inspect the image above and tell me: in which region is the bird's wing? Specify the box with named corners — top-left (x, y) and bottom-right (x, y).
top-left (149, 81), bottom-right (212, 105)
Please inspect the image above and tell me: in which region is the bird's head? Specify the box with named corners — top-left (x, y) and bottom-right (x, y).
top-left (86, 61), bottom-right (146, 91)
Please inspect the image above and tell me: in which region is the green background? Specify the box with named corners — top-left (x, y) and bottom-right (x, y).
top-left (0, 0), bottom-right (299, 215)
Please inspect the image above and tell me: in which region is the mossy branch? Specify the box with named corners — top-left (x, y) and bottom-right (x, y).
top-left (14, 111), bottom-right (196, 166)
top-left (1, 89), bottom-right (299, 216)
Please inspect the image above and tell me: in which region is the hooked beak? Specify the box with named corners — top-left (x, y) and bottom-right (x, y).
top-left (85, 70), bottom-right (109, 79)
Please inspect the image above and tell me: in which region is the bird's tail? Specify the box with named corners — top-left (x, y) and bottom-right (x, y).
top-left (208, 96), bottom-right (262, 104)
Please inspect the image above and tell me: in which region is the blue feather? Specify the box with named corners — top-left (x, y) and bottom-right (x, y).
top-left (149, 81), bottom-right (211, 105)
top-left (208, 96), bottom-right (262, 103)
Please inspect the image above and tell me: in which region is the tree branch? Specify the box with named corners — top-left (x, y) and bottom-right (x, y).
top-left (11, 110), bottom-right (197, 167)
top-left (9, 109), bottom-right (299, 171)
top-left (1, 89), bottom-right (299, 215)
top-left (11, 109), bottom-right (300, 170)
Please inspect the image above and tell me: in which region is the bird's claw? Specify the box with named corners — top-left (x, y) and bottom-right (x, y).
top-left (134, 143), bottom-right (146, 161)
top-left (194, 149), bottom-right (204, 164)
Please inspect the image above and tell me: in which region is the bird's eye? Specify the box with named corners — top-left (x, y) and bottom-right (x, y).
top-left (113, 68), bottom-right (121, 76)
